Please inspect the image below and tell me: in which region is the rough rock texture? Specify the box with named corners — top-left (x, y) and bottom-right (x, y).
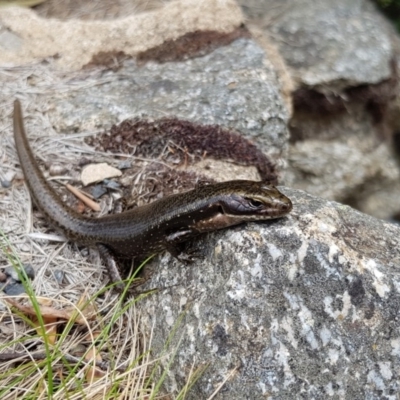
top-left (287, 116), bottom-right (400, 208)
top-left (239, 0), bottom-right (400, 221)
top-left (139, 187), bottom-right (400, 399)
top-left (50, 37), bottom-right (288, 159)
top-left (284, 98), bottom-right (400, 220)
top-left (240, 0), bottom-right (393, 88)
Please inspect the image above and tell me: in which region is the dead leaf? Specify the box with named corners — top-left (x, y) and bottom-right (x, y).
top-left (85, 347), bottom-right (105, 382)
top-left (32, 315), bottom-right (58, 344)
top-left (5, 297), bottom-right (97, 325)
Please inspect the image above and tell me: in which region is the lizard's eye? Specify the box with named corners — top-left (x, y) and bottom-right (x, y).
top-left (246, 198), bottom-right (264, 208)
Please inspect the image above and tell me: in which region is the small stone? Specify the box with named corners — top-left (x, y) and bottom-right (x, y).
top-left (1, 180), bottom-right (11, 189)
top-left (23, 265), bottom-right (35, 280)
top-left (91, 185), bottom-right (108, 199)
top-left (4, 264), bottom-right (35, 281)
top-left (49, 163), bottom-right (68, 176)
top-left (103, 179), bottom-right (121, 190)
top-left (118, 160), bottom-right (132, 169)
top-left (1, 170), bottom-right (16, 188)
top-left (3, 283), bottom-right (27, 296)
top-left (78, 157), bottom-right (91, 167)
top-left (111, 192), bottom-right (122, 201)
top-left (4, 266), bottom-right (19, 281)
top-left (119, 175), bottom-right (134, 187)
top-left (81, 163), bottom-right (122, 186)
top-left (53, 270), bottom-right (65, 284)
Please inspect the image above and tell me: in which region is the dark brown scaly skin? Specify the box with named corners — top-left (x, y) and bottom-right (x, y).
top-left (13, 100), bottom-right (293, 291)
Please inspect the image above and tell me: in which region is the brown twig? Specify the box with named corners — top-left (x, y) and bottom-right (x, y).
top-left (65, 184), bottom-right (101, 212)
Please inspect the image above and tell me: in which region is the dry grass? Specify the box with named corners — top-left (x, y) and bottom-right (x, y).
top-left (1, 64), bottom-right (120, 294)
top-left (0, 271), bottom-right (157, 399)
top-left (0, 65), bottom-right (172, 398)
top-left (0, 222), bottom-right (162, 399)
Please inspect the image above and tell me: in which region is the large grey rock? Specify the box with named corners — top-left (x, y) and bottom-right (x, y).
top-left (50, 37), bottom-right (289, 157)
top-left (239, 0), bottom-right (400, 220)
top-left (240, 0), bottom-right (393, 88)
top-left (139, 187), bottom-right (400, 399)
top-left (286, 127), bottom-right (400, 206)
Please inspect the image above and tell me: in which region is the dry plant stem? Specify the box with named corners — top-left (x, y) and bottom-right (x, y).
top-left (65, 183), bottom-right (101, 212)
top-left (0, 351), bottom-right (128, 373)
top-left (208, 366), bottom-right (239, 400)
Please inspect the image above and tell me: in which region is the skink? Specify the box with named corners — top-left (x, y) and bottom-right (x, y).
top-left (13, 99), bottom-right (292, 290)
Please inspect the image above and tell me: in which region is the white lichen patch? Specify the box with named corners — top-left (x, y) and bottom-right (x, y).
top-left (319, 325), bottom-right (332, 346)
top-left (179, 296), bottom-right (188, 309)
top-left (165, 307), bottom-right (174, 326)
top-left (327, 348), bottom-right (339, 365)
top-left (328, 243), bottom-right (340, 263)
top-left (250, 254), bottom-right (262, 278)
top-left (365, 260), bottom-right (390, 297)
top-left (281, 316), bottom-right (298, 349)
top-left (213, 244), bottom-right (222, 257)
top-left (267, 243), bottom-right (283, 261)
top-left (325, 382), bottom-right (334, 396)
top-left (316, 220), bottom-right (336, 234)
top-left (286, 253), bottom-right (298, 281)
top-left (283, 292), bottom-right (319, 349)
top-left (268, 333), bottom-right (295, 387)
top-left (362, 259), bottom-right (390, 298)
top-left (314, 247), bottom-right (341, 277)
top-left (296, 238), bottom-right (309, 264)
top-left (240, 313), bottom-right (250, 330)
top-left (378, 362), bottom-right (392, 380)
top-left (226, 272), bottom-right (247, 300)
top-left (390, 337), bottom-right (400, 356)
top-left (298, 303), bottom-right (318, 350)
top-left (367, 369), bottom-right (385, 391)
top-left (323, 291), bottom-right (352, 320)
top-left (283, 291), bottom-right (301, 311)
top-left (186, 324), bottom-right (195, 343)
top-left (193, 302), bottom-right (201, 319)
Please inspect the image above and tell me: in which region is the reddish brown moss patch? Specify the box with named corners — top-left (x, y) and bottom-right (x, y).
top-left (87, 117), bottom-right (277, 184)
top-left (83, 51), bottom-right (131, 71)
top-left (137, 26), bottom-right (250, 63)
top-left (85, 118), bottom-right (277, 213)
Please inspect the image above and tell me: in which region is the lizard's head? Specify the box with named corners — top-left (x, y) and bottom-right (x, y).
top-left (191, 180), bottom-right (292, 232)
top-left (216, 180), bottom-right (292, 220)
